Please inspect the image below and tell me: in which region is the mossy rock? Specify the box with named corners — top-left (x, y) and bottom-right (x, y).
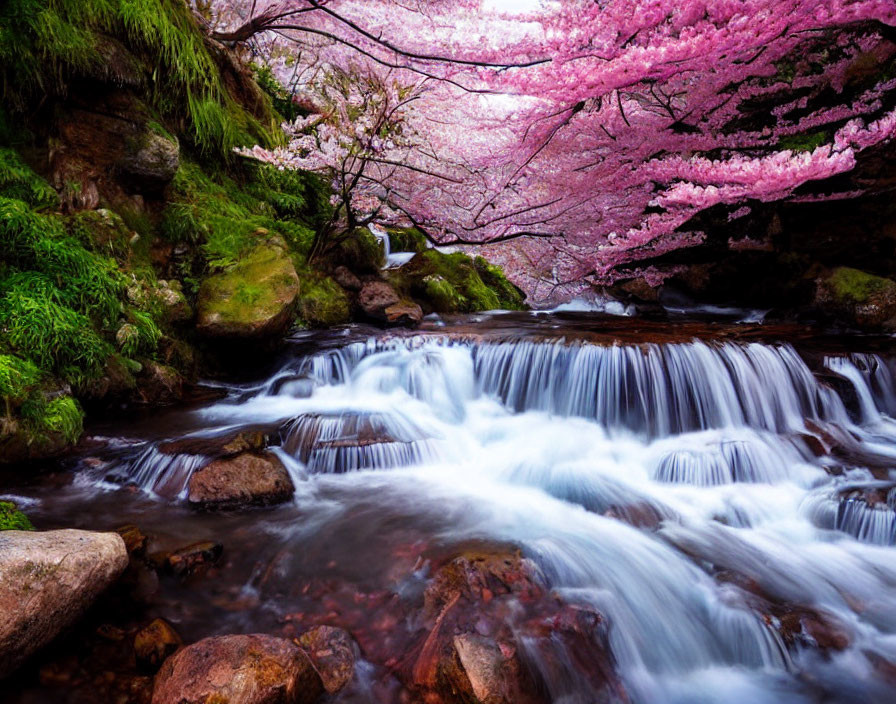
top-left (0, 394), bottom-right (83, 466)
top-left (816, 267), bottom-right (896, 329)
top-left (330, 227), bottom-right (385, 274)
top-left (196, 238), bottom-right (300, 339)
top-left (0, 501), bottom-right (33, 531)
top-left (67, 208), bottom-right (137, 262)
top-left (296, 270), bottom-right (352, 328)
top-left (386, 226), bottom-right (428, 254)
top-left (396, 250), bottom-right (526, 313)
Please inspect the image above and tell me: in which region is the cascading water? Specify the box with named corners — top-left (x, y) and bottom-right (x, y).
top-left (15, 320), bottom-right (896, 704)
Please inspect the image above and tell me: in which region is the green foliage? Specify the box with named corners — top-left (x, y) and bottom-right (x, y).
top-left (0, 354), bottom-right (41, 404)
top-left (162, 160), bottom-right (323, 269)
top-left (473, 256), bottom-right (527, 310)
top-left (253, 63), bottom-right (303, 122)
top-left (0, 279), bottom-right (113, 386)
top-left (0, 0), bottom-right (278, 158)
top-left (21, 395), bottom-right (83, 444)
top-left (0, 148), bottom-right (58, 210)
top-left (827, 267), bottom-right (896, 304)
top-left (330, 227), bottom-right (386, 274)
top-left (0, 501), bottom-right (33, 531)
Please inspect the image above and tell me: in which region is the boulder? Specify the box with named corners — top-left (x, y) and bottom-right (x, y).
top-left (297, 626), bottom-right (356, 694)
top-left (135, 362), bottom-right (184, 405)
top-left (331, 265), bottom-right (362, 292)
top-left (119, 127), bottom-right (180, 186)
top-left (135, 618), bottom-right (183, 673)
top-left (151, 634), bottom-right (323, 704)
top-left (197, 239), bottom-right (300, 339)
top-left (187, 452), bottom-right (295, 509)
top-left (358, 281), bottom-right (423, 326)
top-left (814, 267), bottom-right (896, 329)
top-left (0, 529), bottom-right (128, 677)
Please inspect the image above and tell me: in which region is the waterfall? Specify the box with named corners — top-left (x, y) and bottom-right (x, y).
top-left (77, 331), bottom-right (896, 704)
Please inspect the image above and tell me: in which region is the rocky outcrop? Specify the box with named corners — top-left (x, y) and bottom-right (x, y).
top-left (197, 238), bottom-right (300, 339)
top-left (357, 281), bottom-right (423, 326)
top-left (151, 634), bottom-right (323, 704)
top-left (814, 267), bottom-right (896, 329)
top-left (0, 529), bottom-right (128, 678)
top-left (187, 451), bottom-right (295, 509)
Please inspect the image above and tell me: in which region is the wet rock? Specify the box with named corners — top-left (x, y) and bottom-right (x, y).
top-left (159, 428), bottom-right (274, 458)
top-left (80, 354), bottom-right (138, 403)
top-left (151, 634), bottom-right (323, 704)
top-left (619, 277), bottom-right (660, 303)
top-left (135, 362), bottom-right (184, 405)
top-left (358, 281), bottom-right (423, 326)
top-left (197, 238), bottom-right (300, 339)
top-left (187, 452), bottom-right (295, 509)
top-left (115, 524), bottom-right (148, 556)
top-left (166, 541), bottom-right (223, 577)
top-left (331, 265), bottom-right (362, 292)
top-left (135, 618), bottom-right (182, 673)
top-left (0, 529), bottom-right (128, 677)
top-left (297, 625), bottom-right (356, 694)
top-left (407, 549), bottom-right (622, 704)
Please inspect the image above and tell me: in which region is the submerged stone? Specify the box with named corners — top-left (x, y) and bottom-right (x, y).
top-left (151, 634), bottom-right (323, 704)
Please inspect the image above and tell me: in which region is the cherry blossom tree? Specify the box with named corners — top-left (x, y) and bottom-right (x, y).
top-left (203, 0), bottom-right (896, 301)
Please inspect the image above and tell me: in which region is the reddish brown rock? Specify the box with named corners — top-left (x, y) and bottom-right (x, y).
top-left (166, 541), bottom-right (223, 577)
top-left (297, 626), bottom-right (356, 694)
top-left (151, 634), bottom-right (323, 704)
top-left (187, 452), bottom-right (295, 509)
top-left (135, 362), bottom-right (184, 406)
top-left (135, 618), bottom-right (183, 673)
top-left (358, 281), bottom-right (423, 326)
top-left (332, 265), bottom-right (363, 292)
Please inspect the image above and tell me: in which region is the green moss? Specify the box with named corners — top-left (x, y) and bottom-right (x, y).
top-left (0, 501), bottom-right (34, 531)
top-left (423, 275), bottom-right (463, 312)
top-left (295, 268), bottom-right (352, 328)
top-left (399, 249), bottom-right (526, 313)
top-left (828, 267), bottom-right (895, 304)
top-left (330, 227), bottom-right (385, 274)
top-left (197, 239), bottom-right (299, 332)
top-left (21, 395), bottom-right (83, 444)
top-left (473, 256), bottom-right (526, 310)
top-left (387, 226), bottom-right (428, 254)
top-left (0, 0), bottom-right (279, 159)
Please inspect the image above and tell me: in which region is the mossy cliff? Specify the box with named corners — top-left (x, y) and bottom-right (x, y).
top-left (0, 0), bottom-right (524, 464)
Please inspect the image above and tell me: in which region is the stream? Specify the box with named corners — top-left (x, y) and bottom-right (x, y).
top-left (5, 311), bottom-right (896, 703)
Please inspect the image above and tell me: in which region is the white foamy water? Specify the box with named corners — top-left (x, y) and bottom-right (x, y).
top-left (95, 335), bottom-right (896, 703)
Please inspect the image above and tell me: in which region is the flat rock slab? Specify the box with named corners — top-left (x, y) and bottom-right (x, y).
top-left (0, 529), bottom-right (128, 678)
top-left (152, 634), bottom-right (323, 704)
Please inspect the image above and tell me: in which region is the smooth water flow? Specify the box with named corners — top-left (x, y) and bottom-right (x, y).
top-left (19, 324), bottom-right (896, 703)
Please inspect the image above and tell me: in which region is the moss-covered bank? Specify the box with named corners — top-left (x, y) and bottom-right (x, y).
top-left (0, 0), bottom-right (524, 463)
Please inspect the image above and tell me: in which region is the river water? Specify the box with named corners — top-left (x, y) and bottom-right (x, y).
top-left (6, 312), bottom-right (896, 703)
